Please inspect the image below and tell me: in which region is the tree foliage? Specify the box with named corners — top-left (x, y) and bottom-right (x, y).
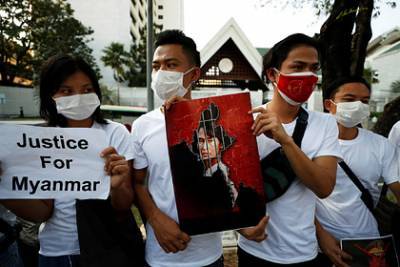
top-left (0, 0), bottom-right (100, 86)
top-left (257, 0), bottom-right (396, 17)
top-left (391, 80), bottom-right (400, 93)
top-left (101, 42), bottom-right (130, 83)
top-left (0, 0), bottom-right (33, 86)
top-left (101, 27), bottom-right (155, 87)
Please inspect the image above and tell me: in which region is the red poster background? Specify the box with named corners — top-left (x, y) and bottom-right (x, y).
top-left (165, 92), bottom-right (265, 234)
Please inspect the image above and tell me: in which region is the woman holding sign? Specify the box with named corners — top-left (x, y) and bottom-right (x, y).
top-left (0, 55), bottom-right (144, 267)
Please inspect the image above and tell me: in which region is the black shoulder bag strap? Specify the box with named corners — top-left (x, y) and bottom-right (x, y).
top-left (338, 161), bottom-right (375, 213)
top-left (292, 107), bottom-right (309, 148)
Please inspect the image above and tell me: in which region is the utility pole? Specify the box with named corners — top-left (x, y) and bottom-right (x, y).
top-left (146, 0), bottom-right (154, 111)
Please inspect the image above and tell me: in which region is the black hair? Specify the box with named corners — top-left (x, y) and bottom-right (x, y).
top-left (191, 103), bottom-right (235, 155)
top-left (262, 33), bottom-right (320, 83)
top-left (326, 76), bottom-right (371, 99)
top-left (39, 54), bottom-right (107, 127)
top-left (373, 96), bottom-right (400, 137)
top-left (154, 30), bottom-right (201, 67)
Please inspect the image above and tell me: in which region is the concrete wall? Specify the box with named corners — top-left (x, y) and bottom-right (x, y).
top-left (118, 86), bottom-right (264, 108)
top-left (0, 86), bottom-right (39, 118)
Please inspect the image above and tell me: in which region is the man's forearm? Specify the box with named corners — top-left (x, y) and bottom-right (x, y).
top-left (1, 199), bottom-right (53, 223)
top-left (281, 138), bottom-right (336, 198)
top-left (134, 183), bottom-right (161, 224)
top-left (110, 184), bottom-right (134, 210)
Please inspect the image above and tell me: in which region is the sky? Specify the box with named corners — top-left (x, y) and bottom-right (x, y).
top-left (184, 0), bottom-right (400, 50)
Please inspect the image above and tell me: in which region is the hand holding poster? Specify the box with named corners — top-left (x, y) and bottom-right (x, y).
top-left (165, 92), bottom-right (265, 235)
top-left (0, 124), bottom-right (110, 199)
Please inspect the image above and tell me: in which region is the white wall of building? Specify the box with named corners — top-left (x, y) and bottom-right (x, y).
top-left (367, 46), bottom-right (400, 111)
top-left (158, 0), bottom-right (184, 30)
top-left (130, 0), bottom-right (184, 42)
top-left (68, 0), bottom-right (132, 86)
top-left (130, 0), bottom-right (157, 42)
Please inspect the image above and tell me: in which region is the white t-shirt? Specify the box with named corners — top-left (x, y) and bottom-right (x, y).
top-left (388, 120), bottom-right (400, 147)
top-left (39, 120), bottom-right (134, 256)
top-left (389, 120), bottom-right (400, 173)
top-left (316, 128), bottom-right (399, 240)
top-left (238, 109), bottom-right (341, 264)
top-left (131, 109), bottom-right (223, 267)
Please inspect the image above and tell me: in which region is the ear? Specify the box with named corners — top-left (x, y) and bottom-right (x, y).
top-left (191, 67), bottom-right (201, 82)
top-left (324, 99), bottom-right (334, 113)
top-left (266, 68), bottom-right (278, 83)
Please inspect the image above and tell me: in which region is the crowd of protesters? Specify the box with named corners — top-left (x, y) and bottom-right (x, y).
top-left (0, 29), bottom-right (399, 267)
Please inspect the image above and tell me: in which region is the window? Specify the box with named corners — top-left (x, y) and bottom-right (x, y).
top-left (158, 15), bottom-right (163, 20)
top-left (130, 31), bottom-right (136, 43)
top-left (158, 5), bottom-right (163, 10)
top-left (138, 11), bottom-right (144, 21)
top-left (130, 11), bottom-right (136, 24)
top-left (205, 66), bottom-right (220, 76)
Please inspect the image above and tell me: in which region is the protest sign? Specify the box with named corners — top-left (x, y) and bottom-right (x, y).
top-left (165, 92), bottom-right (265, 235)
top-left (0, 124), bottom-right (110, 199)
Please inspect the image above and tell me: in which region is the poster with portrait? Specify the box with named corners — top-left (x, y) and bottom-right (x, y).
top-left (165, 92), bottom-right (266, 235)
top-left (340, 235), bottom-right (399, 267)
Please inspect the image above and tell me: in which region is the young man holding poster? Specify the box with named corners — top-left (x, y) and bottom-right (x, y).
top-left (237, 34), bottom-right (341, 266)
top-left (315, 78), bottom-right (400, 267)
top-left (131, 30), bottom-right (226, 267)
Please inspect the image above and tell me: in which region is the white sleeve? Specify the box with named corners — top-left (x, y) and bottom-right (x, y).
top-left (381, 138), bottom-right (400, 185)
top-left (131, 121), bottom-right (148, 169)
top-left (388, 121), bottom-right (400, 147)
top-left (314, 115), bottom-right (342, 159)
top-left (109, 122), bottom-right (134, 161)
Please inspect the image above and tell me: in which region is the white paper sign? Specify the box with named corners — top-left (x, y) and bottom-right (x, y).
top-left (0, 124), bottom-right (110, 199)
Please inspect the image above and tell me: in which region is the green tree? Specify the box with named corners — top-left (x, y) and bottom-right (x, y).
top-left (391, 80), bottom-right (400, 93)
top-left (30, 0), bottom-right (100, 81)
top-left (101, 42), bottom-right (130, 83)
top-left (101, 25), bottom-right (161, 87)
top-left (0, 0), bottom-right (33, 85)
top-left (125, 35), bottom-right (147, 87)
top-left (0, 0), bottom-right (100, 86)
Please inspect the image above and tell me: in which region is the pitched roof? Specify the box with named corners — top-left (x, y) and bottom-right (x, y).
top-left (367, 27), bottom-right (400, 57)
top-left (200, 18), bottom-right (263, 77)
top-left (381, 41), bottom-right (400, 56)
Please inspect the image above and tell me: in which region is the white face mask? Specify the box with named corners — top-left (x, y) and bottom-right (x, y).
top-left (54, 93), bottom-right (100, 121)
top-left (333, 100), bottom-right (370, 128)
top-left (151, 68), bottom-right (195, 100)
